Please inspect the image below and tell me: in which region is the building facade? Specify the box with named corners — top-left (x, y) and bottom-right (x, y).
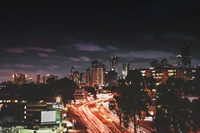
top-left (12, 73), bottom-right (27, 85)
top-left (110, 55), bottom-right (118, 72)
top-left (140, 68), bottom-right (197, 86)
top-left (92, 60), bottom-right (105, 87)
top-left (122, 62), bottom-right (130, 79)
top-left (181, 44), bottom-right (191, 68)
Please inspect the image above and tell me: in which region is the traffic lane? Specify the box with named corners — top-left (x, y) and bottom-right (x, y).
top-left (88, 104), bottom-right (129, 133)
top-left (70, 109), bottom-right (88, 133)
top-left (79, 106), bottom-right (103, 133)
top-left (91, 109), bottom-right (122, 133)
top-left (140, 121), bottom-right (154, 132)
top-left (79, 103), bottom-right (111, 133)
top-left (97, 106), bottom-right (130, 133)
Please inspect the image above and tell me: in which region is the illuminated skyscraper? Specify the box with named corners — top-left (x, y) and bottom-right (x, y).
top-left (73, 71), bottom-right (80, 84)
top-left (12, 73), bottom-right (27, 85)
top-left (176, 55), bottom-right (182, 67)
top-left (181, 45), bottom-right (191, 68)
top-left (122, 62), bottom-right (130, 79)
top-left (92, 60), bottom-right (105, 87)
top-left (110, 55), bottom-right (118, 72)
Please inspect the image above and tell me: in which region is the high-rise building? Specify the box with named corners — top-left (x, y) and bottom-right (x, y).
top-left (73, 71), bottom-right (80, 84)
top-left (37, 74), bottom-right (40, 84)
top-left (80, 68), bottom-right (91, 85)
top-left (40, 76), bottom-right (46, 84)
top-left (92, 60), bottom-right (105, 87)
top-left (12, 73), bottom-right (27, 85)
top-left (160, 58), bottom-right (168, 67)
top-left (122, 62), bottom-right (130, 79)
top-left (176, 55), bottom-right (182, 67)
top-left (108, 71), bottom-right (118, 84)
top-left (110, 55), bottom-right (118, 72)
top-left (85, 68), bottom-right (90, 84)
top-left (181, 45), bottom-right (191, 68)
top-left (150, 60), bottom-right (159, 68)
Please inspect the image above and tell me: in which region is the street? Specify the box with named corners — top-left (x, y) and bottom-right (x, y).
top-left (71, 98), bottom-right (130, 133)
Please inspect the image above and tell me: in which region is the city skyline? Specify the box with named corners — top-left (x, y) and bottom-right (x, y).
top-left (0, 1), bottom-right (200, 82)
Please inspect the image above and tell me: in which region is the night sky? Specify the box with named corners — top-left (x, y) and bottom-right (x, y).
top-left (0, 1), bottom-right (200, 82)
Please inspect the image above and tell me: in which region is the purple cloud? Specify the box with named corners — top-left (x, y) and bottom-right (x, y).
top-left (80, 56), bottom-right (91, 62)
top-left (106, 45), bottom-right (119, 50)
top-left (14, 64), bottom-right (35, 68)
top-left (73, 43), bottom-right (105, 52)
top-left (26, 47), bottom-right (56, 52)
top-left (115, 50), bottom-right (175, 59)
top-left (4, 48), bottom-right (25, 53)
top-left (37, 53), bottom-right (49, 57)
top-left (68, 57), bottom-right (80, 62)
top-left (73, 65), bottom-right (82, 69)
top-left (68, 56), bottom-right (91, 62)
top-left (48, 65), bottom-right (60, 69)
top-left (1, 64), bottom-right (11, 67)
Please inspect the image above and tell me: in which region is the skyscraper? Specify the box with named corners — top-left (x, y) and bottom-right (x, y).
top-left (37, 74), bottom-right (40, 84)
top-left (176, 55), bottom-right (182, 67)
top-left (122, 62), bottom-right (130, 79)
top-left (12, 73), bottom-right (27, 85)
top-left (92, 60), bottom-right (105, 87)
top-left (181, 45), bottom-right (191, 68)
top-left (160, 58), bottom-right (168, 67)
top-left (110, 55), bottom-right (118, 72)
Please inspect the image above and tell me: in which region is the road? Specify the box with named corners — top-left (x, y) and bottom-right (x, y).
top-left (71, 99), bottom-right (130, 133)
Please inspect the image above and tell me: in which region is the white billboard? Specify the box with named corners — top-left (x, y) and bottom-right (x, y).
top-left (41, 111), bottom-right (56, 125)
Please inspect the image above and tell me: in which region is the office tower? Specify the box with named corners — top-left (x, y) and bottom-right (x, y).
top-left (110, 55), bottom-right (118, 72)
top-left (12, 73), bottom-right (27, 85)
top-left (150, 60), bottom-right (159, 67)
top-left (160, 58), bottom-right (168, 67)
top-left (122, 62), bottom-right (130, 79)
top-left (85, 68), bottom-right (90, 84)
top-left (73, 71), bottom-right (80, 84)
top-left (40, 76), bottom-right (46, 84)
top-left (181, 45), bottom-right (191, 68)
top-left (37, 74), bottom-right (40, 84)
top-left (176, 55), bottom-right (182, 67)
top-left (70, 66), bottom-right (75, 80)
top-left (92, 60), bottom-right (105, 87)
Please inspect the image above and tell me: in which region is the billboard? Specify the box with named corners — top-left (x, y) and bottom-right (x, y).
top-left (41, 110), bottom-right (62, 125)
top-left (41, 111), bottom-right (56, 125)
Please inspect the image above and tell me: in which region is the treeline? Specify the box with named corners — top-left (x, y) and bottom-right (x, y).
top-left (0, 77), bottom-right (76, 104)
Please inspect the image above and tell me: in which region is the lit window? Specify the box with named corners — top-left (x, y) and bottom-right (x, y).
top-left (24, 106), bottom-right (26, 109)
top-left (0, 100), bottom-right (2, 103)
top-left (141, 70), bottom-right (146, 73)
top-left (192, 70), bottom-right (196, 72)
top-left (24, 111), bottom-right (26, 114)
top-left (24, 116), bottom-right (26, 119)
top-left (168, 73), bottom-right (174, 76)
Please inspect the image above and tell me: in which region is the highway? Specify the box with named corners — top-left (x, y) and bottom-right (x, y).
top-left (71, 93), bottom-right (153, 133)
top-left (71, 99), bottom-right (129, 133)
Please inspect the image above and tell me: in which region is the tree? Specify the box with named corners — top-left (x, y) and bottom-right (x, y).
top-left (115, 70), bottom-right (151, 132)
top-left (55, 77), bottom-right (76, 105)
